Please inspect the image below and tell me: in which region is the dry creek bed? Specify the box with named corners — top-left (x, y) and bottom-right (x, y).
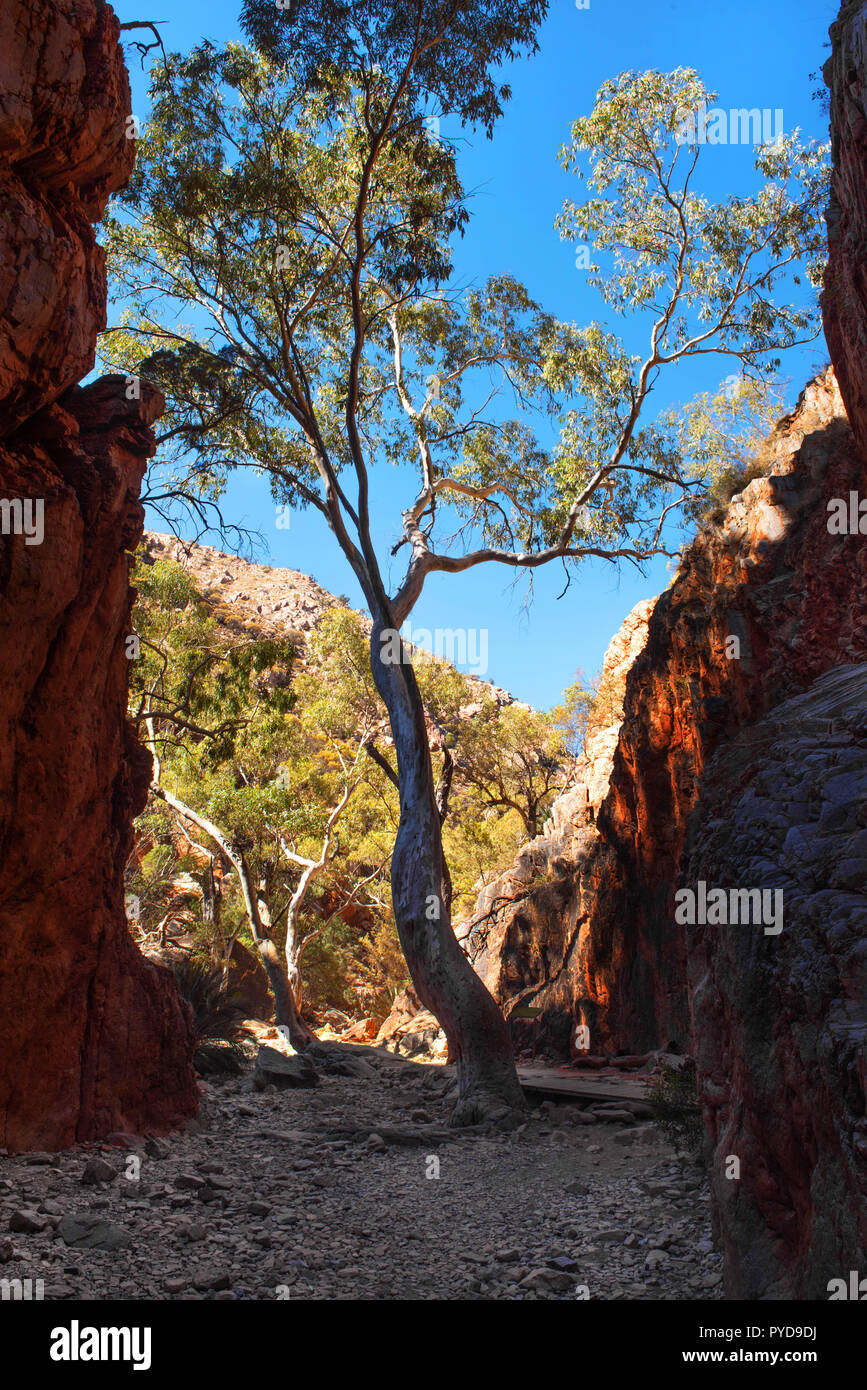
top-left (0, 1047), bottom-right (722, 1301)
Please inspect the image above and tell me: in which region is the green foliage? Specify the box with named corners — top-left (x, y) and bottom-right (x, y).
top-left (104, 48), bottom-right (828, 602)
top-left (129, 559), bottom-right (411, 1015)
top-left (301, 913), bottom-right (410, 1023)
top-left (660, 376), bottom-right (791, 527)
top-left (550, 672), bottom-right (597, 761)
top-left (449, 699), bottom-right (569, 839)
top-left (648, 1060), bottom-right (704, 1156)
top-left (240, 0), bottom-right (549, 140)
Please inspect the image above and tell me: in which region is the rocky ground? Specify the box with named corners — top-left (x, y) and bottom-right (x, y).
top-left (0, 1045), bottom-right (722, 1302)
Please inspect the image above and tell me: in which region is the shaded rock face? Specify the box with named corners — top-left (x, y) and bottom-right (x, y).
top-left (374, 986), bottom-right (448, 1060)
top-left (822, 1), bottom-right (867, 460)
top-left (0, 0), bottom-right (135, 432)
top-left (0, 0), bottom-right (198, 1151)
top-left (460, 597), bottom-right (655, 1053)
top-left (685, 663), bottom-right (867, 1299)
top-left (465, 371), bottom-right (867, 1062)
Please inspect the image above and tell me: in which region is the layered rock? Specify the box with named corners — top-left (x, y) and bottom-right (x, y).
top-left (685, 663), bottom-right (867, 1298)
top-left (822, 0), bottom-right (867, 460)
top-left (465, 370), bottom-right (867, 1061)
top-left (0, 0), bottom-right (197, 1151)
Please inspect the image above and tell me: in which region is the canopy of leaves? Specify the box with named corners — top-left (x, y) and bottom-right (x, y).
top-left (240, 0), bottom-right (549, 139)
top-left (104, 54), bottom-right (828, 613)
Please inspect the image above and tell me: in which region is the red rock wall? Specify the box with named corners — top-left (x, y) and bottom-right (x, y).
top-left (0, 0), bottom-right (198, 1151)
top-left (684, 662), bottom-right (867, 1298)
top-left (468, 372), bottom-right (867, 1062)
top-left (822, 1), bottom-right (867, 462)
top-left (594, 372), bottom-right (867, 1053)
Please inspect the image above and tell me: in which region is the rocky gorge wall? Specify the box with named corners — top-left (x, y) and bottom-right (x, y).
top-left (462, 1), bottom-right (867, 1295)
top-left (822, 0), bottom-right (867, 462)
top-left (0, 0), bottom-right (198, 1151)
top-left (685, 663), bottom-right (867, 1298)
top-left (464, 371), bottom-right (867, 1056)
top-left (462, 362), bottom-right (867, 1295)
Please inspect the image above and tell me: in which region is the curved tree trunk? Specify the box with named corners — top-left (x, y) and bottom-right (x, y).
top-left (369, 615), bottom-right (526, 1126)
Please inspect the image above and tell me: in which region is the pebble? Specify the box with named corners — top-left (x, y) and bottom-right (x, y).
top-left (0, 1055), bottom-right (723, 1300)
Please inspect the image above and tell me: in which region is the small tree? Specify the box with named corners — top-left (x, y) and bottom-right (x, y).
top-left (449, 700), bottom-right (569, 840)
top-left (130, 555), bottom-right (389, 1044)
top-left (660, 375), bottom-right (791, 526)
top-left (105, 17), bottom-right (827, 1120)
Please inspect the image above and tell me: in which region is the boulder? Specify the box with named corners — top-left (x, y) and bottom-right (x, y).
top-left (58, 1214), bottom-right (130, 1251)
top-left (253, 1045), bottom-right (319, 1090)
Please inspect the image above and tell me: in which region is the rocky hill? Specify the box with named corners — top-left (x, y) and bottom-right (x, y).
top-left (142, 531), bottom-right (526, 718)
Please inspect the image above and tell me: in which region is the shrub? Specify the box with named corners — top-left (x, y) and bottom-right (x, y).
top-left (170, 956), bottom-right (247, 1073)
top-left (647, 1059), bottom-right (704, 1155)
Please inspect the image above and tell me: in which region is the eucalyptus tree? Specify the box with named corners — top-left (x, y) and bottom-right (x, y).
top-left (104, 3), bottom-right (827, 1120)
top-left (448, 700), bottom-right (570, 841)
top-left (130, 556), bottom-right (383, 1044)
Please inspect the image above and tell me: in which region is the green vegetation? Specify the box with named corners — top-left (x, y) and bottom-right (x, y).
top-left (169, 956), bottom-right (247, 1073)
top-left (126, 553), bottom-right (591, 1024)
top-left (648, 1059), bottom-right (704, 1156)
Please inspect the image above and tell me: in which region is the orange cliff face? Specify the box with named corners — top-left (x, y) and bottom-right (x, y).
top-left (464, 360), bottom-right (867, 1297)
top-left (465, 370), bottom-right (866, 1068)
top-left (0, 0), bottom-right (198, 1151)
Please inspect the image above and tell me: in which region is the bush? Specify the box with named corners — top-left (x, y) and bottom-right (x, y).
top-left (170, 956), bottom-right (247, 1073)
top-left (647, 1059), bottom-right (704, 1155)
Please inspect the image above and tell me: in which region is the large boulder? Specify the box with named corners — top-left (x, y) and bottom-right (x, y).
top-left (253, 1045), bottom-right (319, 1090)
top-left (376, 987), bottom-right (447, 1060)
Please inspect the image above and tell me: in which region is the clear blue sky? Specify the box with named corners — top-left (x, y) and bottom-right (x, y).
top-left (108, 0), bottom-right (838, 708)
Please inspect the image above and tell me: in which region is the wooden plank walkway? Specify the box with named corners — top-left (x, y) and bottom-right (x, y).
top-left (335, 1038), bottom-right (652, 1104)
top-left (516, 1066), bottom-right (650, 1104)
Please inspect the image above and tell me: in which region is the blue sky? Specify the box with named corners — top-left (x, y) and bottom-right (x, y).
top-left (109, 0), bottom-right (838, 708)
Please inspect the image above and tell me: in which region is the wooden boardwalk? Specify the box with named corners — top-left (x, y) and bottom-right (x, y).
top-left (516, 1065), bottom-right (650, 1104)
top-left (335, 1038), bottom-right (652, 1104)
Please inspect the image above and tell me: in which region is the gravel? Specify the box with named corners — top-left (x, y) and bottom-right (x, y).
top-left (0, 1051), bottom-right (723, 1301)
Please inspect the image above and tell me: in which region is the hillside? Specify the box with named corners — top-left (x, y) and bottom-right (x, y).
top-left (142, 531), bottom-right (525, 715)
